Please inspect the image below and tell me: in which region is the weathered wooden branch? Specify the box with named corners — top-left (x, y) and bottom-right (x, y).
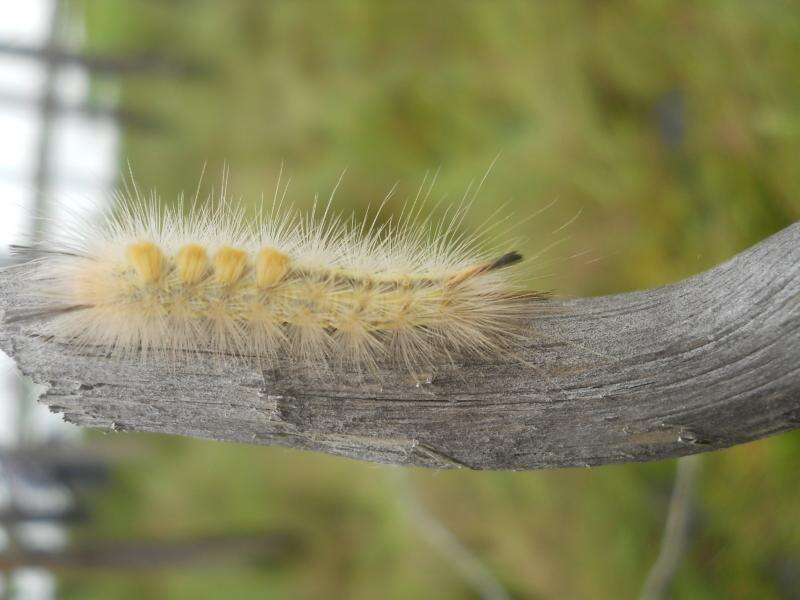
top-left (2, 224), bottom-right (799, 470)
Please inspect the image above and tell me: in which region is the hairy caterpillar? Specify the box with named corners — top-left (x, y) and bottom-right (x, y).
top-left (12, 178), bottom-right (542, 377)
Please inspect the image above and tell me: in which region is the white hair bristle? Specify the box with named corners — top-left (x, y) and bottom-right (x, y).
top-left (14, 181), bottom-right (541, 377)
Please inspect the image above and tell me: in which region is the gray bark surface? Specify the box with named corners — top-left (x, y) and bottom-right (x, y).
top-left (2, 224), bottom-right (799, 470)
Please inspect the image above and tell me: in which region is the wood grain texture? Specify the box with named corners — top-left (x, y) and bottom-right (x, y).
top-left (2, 224), bottom-right (799, 470)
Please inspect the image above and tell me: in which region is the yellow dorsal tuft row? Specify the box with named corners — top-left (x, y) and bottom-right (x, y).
top-left (126, 242), bottom-right (292, 288)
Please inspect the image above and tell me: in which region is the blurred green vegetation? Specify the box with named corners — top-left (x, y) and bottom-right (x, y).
top-left (62, 1), bottom-right (800, 598)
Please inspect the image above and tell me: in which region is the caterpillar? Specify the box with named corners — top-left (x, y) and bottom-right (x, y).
top-left (12, 179), bottom-right (541, 377)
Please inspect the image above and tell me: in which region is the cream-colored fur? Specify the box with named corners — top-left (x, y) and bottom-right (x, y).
top-left (23, 191), bottom-right (530, 375)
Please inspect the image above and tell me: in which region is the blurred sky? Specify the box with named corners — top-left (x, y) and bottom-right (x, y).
top-left (0, 0), bottom-right (118, 249)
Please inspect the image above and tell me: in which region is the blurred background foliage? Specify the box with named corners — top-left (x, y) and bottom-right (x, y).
top-left (61, 1), bottom-right (800, 598)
